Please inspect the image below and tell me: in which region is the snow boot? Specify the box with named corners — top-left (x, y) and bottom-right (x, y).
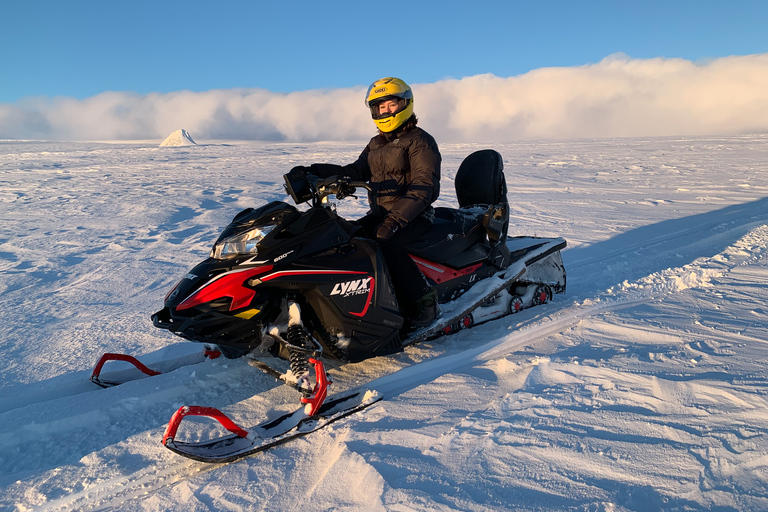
top-left (407, 288), bottom-right (440, 328)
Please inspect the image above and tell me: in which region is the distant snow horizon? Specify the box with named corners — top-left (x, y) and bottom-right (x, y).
top-left (2, 53), bottom-right (768, 143)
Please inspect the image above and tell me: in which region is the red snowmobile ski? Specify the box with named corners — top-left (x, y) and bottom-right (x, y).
top-left (90, 347), bottom-right (221, 388)
top-left (162, 358), bottom-right (382, 463)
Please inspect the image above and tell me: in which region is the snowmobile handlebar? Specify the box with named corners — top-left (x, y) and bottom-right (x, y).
top-left (310, 175), bottom-right (372, 204)
top-left (284, 167), bottom-right (371, 207)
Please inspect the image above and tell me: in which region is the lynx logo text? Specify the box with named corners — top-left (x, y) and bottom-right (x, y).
top-left (330, 277), bottom-right (372, 298)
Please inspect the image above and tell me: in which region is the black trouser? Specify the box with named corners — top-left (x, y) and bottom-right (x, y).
top-left (354, 213), bottom-right (432, 310)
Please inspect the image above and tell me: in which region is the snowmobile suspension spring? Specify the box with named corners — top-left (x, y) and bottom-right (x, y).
top-left (287, 324), bottom-right (310, 384)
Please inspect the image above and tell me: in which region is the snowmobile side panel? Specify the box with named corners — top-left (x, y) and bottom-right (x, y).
top-left (403, 237), bottom-right (567, 345)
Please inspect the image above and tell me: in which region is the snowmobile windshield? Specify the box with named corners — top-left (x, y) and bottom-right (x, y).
top-left (211, 224), bottom-right (275, 260)
top-left (369, 96), bottom-right (409, 120)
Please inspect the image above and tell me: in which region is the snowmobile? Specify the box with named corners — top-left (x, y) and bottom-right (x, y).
top-left (106, 149), bottom-right (566, 462)
top-left (151, 149), bottom-right (565, 360)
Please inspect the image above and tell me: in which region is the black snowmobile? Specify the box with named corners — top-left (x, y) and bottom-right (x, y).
top-left (100, 149), bottom-right (566, 462)
top-left (151, 149), bottom-right (565, 368)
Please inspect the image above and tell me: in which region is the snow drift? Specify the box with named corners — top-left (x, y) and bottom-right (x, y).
top-left (159, 128), bottom-right (196, 147)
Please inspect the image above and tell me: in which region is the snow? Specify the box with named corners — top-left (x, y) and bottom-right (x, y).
top-left (1, 134), bottom-right (768, 511)
top-left (159, 129), bottom-right (196, 147)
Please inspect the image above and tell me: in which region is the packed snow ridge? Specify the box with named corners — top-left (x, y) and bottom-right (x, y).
top-left (159, 129), bottom-right (196, 147)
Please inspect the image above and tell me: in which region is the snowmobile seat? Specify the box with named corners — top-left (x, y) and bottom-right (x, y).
top-left (408, 149), bottom-right (512, 269)
top-left (406, 206), bottom-right (489, 266)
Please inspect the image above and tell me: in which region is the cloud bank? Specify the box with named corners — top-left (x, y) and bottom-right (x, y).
top-left (3, 53), bottom-right (768, 142)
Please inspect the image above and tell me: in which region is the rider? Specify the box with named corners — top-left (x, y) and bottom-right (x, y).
top-left (290, 77), bottom-right (441, 327)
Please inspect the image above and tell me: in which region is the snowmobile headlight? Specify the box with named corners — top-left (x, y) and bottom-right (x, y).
top-left (211, 224), bottom-right (275, 259)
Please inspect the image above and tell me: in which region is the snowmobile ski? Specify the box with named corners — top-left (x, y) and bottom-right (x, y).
top-left (90, 347), bottom-right (221, 388)
top-left (162, 386), bottom-right (382, 463)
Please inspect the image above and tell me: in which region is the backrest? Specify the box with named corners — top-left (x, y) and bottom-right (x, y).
top-left (455, 149), bottom-right (507, 208)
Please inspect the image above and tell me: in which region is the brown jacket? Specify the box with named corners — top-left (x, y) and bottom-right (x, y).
top-left (310, 126), bottom-right (441, 229)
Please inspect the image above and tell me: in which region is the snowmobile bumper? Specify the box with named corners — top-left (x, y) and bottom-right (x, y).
top-left (152, 306), bottom-right (259, 358)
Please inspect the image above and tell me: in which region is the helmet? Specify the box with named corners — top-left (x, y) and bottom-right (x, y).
top-left (364, 77), bottom-right (414, 133)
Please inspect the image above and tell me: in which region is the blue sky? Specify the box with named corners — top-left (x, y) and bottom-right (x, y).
top-left (2, 0), bottom-right (767, 103)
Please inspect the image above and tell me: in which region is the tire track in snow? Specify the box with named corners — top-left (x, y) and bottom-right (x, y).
top-left (38, 459), bottom-right (215, 512)
top-left (564, 197), bottom-right (768, 296)
top-left (369, 224), bottom-right (768, 402)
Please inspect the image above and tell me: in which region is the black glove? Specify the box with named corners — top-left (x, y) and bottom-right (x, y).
top-left (335, 177), bottom-right (357, 200)
top-left (375, 217), bottom-right (400, 241)
top-left (315, 175), bottom-right (337, 188)
top-left (289, 165), bottom-right (311, 175)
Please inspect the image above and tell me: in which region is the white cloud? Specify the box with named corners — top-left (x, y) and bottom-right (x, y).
top-left (3, 53), bottom-right (768, 142)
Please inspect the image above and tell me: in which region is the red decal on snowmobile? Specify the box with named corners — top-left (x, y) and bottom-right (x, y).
top-left (260, 270), bottom-right (375, 317)
top-left (328, 276), bottom-right (376, 317)
top-left (409, 255), bottom-right (483, 284)
top-left (347, 277), bottom-right (375, 317)
top-left (177, 265), bottom-right (274, 312)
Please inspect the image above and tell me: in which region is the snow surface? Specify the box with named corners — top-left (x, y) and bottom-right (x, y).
top-left (1, 134), bottom-right (768, 511)
top-left (159, 129), bottom-right (196, 147)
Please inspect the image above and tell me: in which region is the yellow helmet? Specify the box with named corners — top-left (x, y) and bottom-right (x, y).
top-left (364, 77), bottom-right (414, 133)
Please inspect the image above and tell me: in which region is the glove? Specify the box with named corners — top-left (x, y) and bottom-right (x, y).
top-left (335, 178), bottom-right (357, 200)
top-left (316, 175), bottom-right (339, 189)
top-left (375, 217), bottom-right (400, 241)
top-left (289, 166), bottom-right (311, 175)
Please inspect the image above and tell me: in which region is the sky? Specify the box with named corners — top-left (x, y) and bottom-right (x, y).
top-left (2, 0), bottom-right (768, 141)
